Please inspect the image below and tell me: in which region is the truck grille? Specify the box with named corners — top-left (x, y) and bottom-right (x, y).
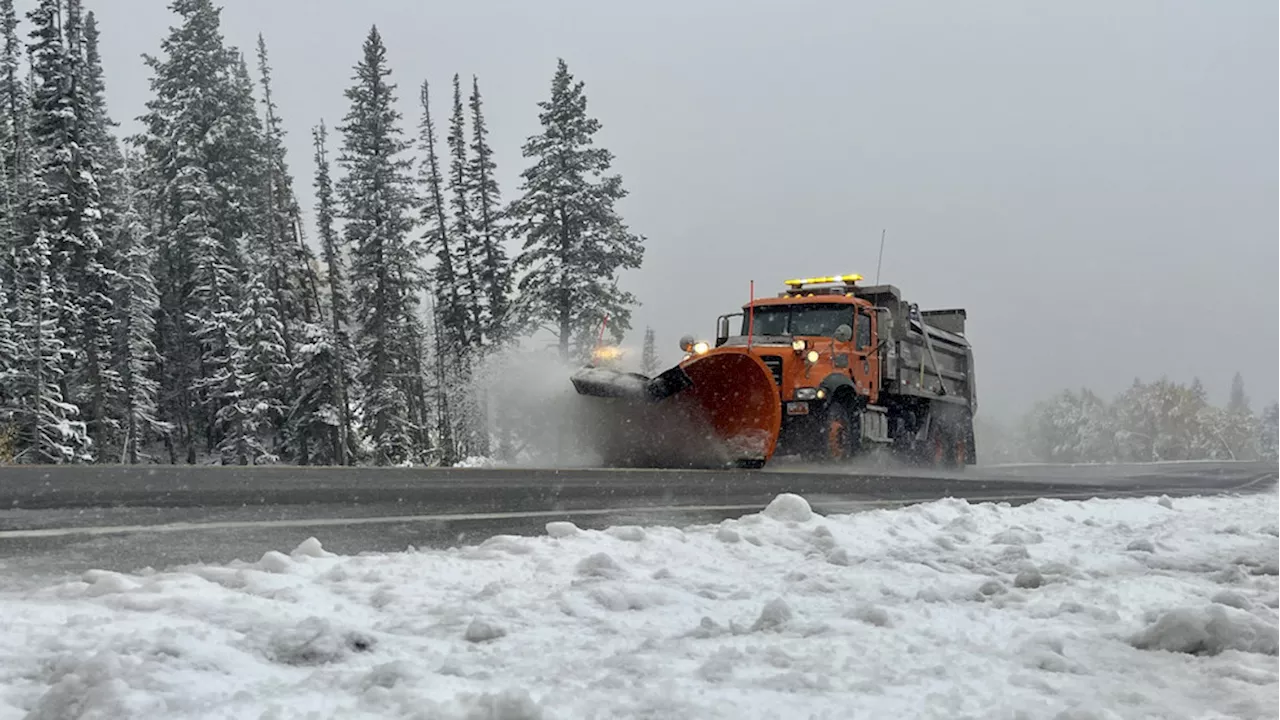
top-left (760, 355), bottom-right (783, 385)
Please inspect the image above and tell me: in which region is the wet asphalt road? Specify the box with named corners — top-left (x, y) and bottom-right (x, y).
top-left (0, 460), bottom-right (1273, 587)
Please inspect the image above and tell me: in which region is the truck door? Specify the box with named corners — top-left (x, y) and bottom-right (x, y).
top-left (853, 308), bottom-right (878, 402)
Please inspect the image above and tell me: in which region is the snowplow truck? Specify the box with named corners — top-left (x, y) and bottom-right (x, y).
top-left (569, 274), bottom-right (977, 469)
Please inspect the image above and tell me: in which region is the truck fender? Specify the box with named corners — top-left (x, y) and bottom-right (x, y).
top-left (819, 374), bottom-right (862, 410)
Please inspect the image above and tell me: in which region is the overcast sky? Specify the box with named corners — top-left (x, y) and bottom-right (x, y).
top-left (83, 0), bottom-right (1277, 420)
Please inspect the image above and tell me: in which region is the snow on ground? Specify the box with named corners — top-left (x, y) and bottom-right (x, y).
top-left (452, 456), bottom-right (498, 469)
top-left (0, 489), bottom-right (1277, 720)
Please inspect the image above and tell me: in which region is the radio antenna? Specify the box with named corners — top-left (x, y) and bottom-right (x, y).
top-left (874, 228), bottom-right (886, 286)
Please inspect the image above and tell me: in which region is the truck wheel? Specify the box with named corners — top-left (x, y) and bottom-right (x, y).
top-left (824, 403), bottom-right (857, 462)
top-left (952, 437), bottom-right (968, 468)
top-left (926, 420), bottom-right (960, 469)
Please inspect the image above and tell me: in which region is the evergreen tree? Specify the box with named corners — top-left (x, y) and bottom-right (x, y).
top-left (10, 229), bottom-right (90, 463)
top-left (445, 75), bottom-right (491, 456)
top-left (205, 311), bottom-right (250, 464)
top-left (252, 36), bottom-right (330, 462)
top-left (0, 0), bottom-right (22, 311)
top-left (10, 0), bottom-right (92, 464)
top-left (70, 0), bottom-right (124, 458)
top-left (336, 27), bottom-right (425, 465)
top-left (255, 35), bottom-right (321, 349)
top-left (23, 0), bottom-right (111, 460)
top-left (82, 12), bottom-right (122, 215)
top-left (640, 327), bottom-right (657, 375)
top-left (136, 0), bottom-right (256, 461)
top-left (510, 59), bottom-right (645, 361)
top-left (417, 79), bottom-right (465, 463)
top-left (112, 153), bottom-right (169, 463)
top-left (1227, 372), bottom-right (1249, 415)
top-left (305, 120), bottom-right (356, 464)
top-left (426, 294), bottom-right (457, 465)
top-left (466, 76), bottom-right (512, 345)
top-left (0, 263), bottom-right (13, 424)
top-left (446, 74), bottom-right (483, 347)
top-left (288, 319), bottom-right (348, 465)
top-left (1216, 372), bottom-right (1258, 460)
top-left (418, 80), bottom-right (467, 349)
top-left (230, 272), bottom-right (290, 463)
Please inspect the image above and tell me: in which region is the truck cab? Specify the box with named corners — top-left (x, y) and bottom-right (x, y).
top-left (690, 275), bottom-right (886, 460)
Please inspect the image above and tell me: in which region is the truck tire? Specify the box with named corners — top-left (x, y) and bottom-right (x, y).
top-left (926, 419), bottom-right (966, 470)
top-left (824, 402), bottom-right (858, 462)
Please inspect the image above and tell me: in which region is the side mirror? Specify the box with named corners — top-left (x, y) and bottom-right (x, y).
top-left (679, 334), bottom-right (696, 352)
top-left (715, 317), bottom-right (730, 346)
top-left (833, 324), bottom-right (853, 343)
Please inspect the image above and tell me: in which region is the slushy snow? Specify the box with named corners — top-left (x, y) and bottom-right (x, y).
top-left (0, 488), bottom-right (1277, 720)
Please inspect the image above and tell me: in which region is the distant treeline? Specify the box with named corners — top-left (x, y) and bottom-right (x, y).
top-left (978, 373), bottom-right (1278, 465)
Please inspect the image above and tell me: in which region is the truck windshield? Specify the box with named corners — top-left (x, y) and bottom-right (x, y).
top-left (741, 305), bottom-right (854, 337)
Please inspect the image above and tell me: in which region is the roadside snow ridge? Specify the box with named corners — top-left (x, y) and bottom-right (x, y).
top-left (0, 488), bottom-right (1276, 720)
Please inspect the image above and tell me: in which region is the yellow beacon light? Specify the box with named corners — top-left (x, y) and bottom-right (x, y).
top-left (784, 274), bottom-right (864, 287)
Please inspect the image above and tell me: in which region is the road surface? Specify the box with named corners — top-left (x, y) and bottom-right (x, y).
top-left (0, 461), bottom-right (1273, 586)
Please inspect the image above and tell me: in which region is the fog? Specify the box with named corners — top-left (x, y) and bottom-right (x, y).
top-left (86, 0), bottom-right (1278, 422)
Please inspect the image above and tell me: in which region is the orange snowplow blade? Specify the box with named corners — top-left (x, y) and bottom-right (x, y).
top-left (569, 350), bottom-right (781, 468)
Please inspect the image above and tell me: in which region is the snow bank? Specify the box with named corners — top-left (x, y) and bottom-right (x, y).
top-left (452, 455), bottom-right (497, 469)
top-left (1, 490), bottom-right (1277, 720)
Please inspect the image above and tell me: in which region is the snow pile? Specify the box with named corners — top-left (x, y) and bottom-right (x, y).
top-left (0, 489), bottom-right (1277, 720)
top-left (1130, 604), bottom-right (1278, 656)
top-left (452, 455), bottom-right (497, 469)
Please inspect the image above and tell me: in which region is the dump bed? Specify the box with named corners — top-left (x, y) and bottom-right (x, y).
top-left (853, 284), bottom-right (977, 412)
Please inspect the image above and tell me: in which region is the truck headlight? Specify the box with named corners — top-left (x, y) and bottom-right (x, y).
top-left (692, 341), bottom-right (710, 355)
top-left (795, 387), bottom-right (818, 400)
top-left (805, 349), bottom-right (819, 364)
top-left (791, 339), bottom-right (807, 352)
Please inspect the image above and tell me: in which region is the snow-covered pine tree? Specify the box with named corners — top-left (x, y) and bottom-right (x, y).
top-left (640, 327), bottom-right (657, 375)
top-left (203, 271), bottom-right (286, 466)
top-left (336, 27), bottom-right (425, 465)
top-left (0, 0), bottom-right (25, 451)
top-left (426, 294), bottom-right (457, 466)
top-left (255, 36), bottom-right (322, 345)
top-left (10, 230), bottom-right (91, 463)
top-left (82, 12), bottom-right (122, 216)
top-left (204, 312), bottom-right (250, 464)
top-left (466, 76), bottom-right (512, 346)
top-left (417, 79), bottom-right (467, 462)
top-left (0, 253), bottom-right (16, 457)
top-left (112, 151), bottom-right (170, 463)
top-left (397, 296), bottom-right (434, 460)
top-left (302, 120), bottom-right (357, 465)
top-left (446, 74), bottom-right (484, 350)
top-left (509, 59), bottom-right (645, 361)
top-left (252, 36), bottom-right (333, 463)
top-left (0, 0), bottom-right (20, 314)
top-left (287, 321), bottom-right (344, 465)
top-left (23, 0), bottom-right (113, 461)
top-left (1214, 371), bottom-right (1258, 460)
top-left (417, 81), bottom-right (466, 348)
top-left (137, 0), bottom-right (258, 461)
top-left (445, 75), bottom-right (491, 456)
top-left (1227, 372), bottom-right (1250, 415)
top-left (65, 0), bottom-right (124, 458)
top-left (230, 272), bottom-right (290, 463)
